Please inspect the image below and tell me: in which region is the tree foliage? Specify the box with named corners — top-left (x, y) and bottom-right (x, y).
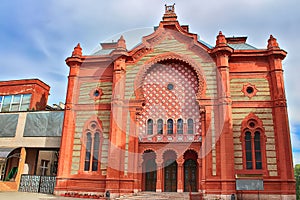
top-left (295, 164), bottom-right (300, 200)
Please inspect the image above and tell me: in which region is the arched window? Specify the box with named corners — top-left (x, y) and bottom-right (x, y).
top-left (84, 132), bottom-right (92, 171)
top-left (92, 132), bottom-right (100, 171)
top-left (147, 119), bottom-right (154, 135)
top-left (254, 131), bottom-right (262, 169)
top-left (167, 119), bottom-right (173, 134)
top-left (157, 119), bottom-right (163, 134)
top-left (82, 120), bottom-right (102, 172)
top-left (245, 131), bottom-right (252, 169)
top-left (177, 119), bottom-right (183, 134)
top-left (241, 115), bottom-right (265, 170)
top-left (187, 119), bottom-right (194, 134)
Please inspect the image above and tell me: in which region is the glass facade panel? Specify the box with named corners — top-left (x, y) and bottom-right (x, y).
top-left (10, 104), bottom-right (20, 111)
top-left (20, 94), bottom-right (31, 111)
top-left (2, 96), bottom-right (12, 112)
top-left (22, 94), bottom-right (31, 103)
top-left (12, 95), bottom-right (21, 103)
top-left (0, 94), bottom-right (31, 112)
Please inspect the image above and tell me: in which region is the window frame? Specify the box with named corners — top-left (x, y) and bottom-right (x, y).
top-left (187, 118), bottom-right (194, 134)
top-left (157, 119), bottom-right (163, 135)
top-left (80, 119), bottom-right (103, 174)
top-left (240, 114), bottom-right (266, 173)
top-left (167, 119), bottom-right (174, 134)
top-left (0, 94), bottom-right (32, 112)
top-left (147, 119), bottom-right (154, 135)
top-left (177, 118), bottom-right (183, 134)
top-left (0, 96), bottom-right (3, 111)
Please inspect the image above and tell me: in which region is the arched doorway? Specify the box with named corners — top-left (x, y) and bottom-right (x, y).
top-left (184, 159), bottom-right (197, 192)
top-left (163, 150), bottom-right (177, 192)
top-left (183, 150), bottom-right (198, 192)
top-left (143, 150), bottom-right (157, 191)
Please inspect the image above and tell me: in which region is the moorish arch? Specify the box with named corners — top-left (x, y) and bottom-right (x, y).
top-left (142, 149), bottom-right (157, 191)
top-left (134, 52), bottom-right (207, 100)
top-left (183, 149), bottom-right (199, 192)
top-left (162, 149), bottom-right (178, 192)
top-left (135, 54), bottom-right (204, 137)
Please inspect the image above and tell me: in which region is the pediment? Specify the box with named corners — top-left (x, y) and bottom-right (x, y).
top-left (128, 21), bottom-right (212, 63)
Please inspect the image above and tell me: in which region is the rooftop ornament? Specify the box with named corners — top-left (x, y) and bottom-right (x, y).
top-left (163, 4), bottom-right (177, 21)
top-left (72, 43), bottom-right (82, 57)
top-left (165, 3), bottom-right (175, 13)
top-left (267, 35), bottom-right (280, 50)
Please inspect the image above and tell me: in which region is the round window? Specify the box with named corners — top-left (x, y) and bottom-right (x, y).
top-left (249, 121), bottom-right (255, 128)
top-left (94, 90), bottom-right (100, 97)
top-left (167, 83), bottom-right (174, 90)
top-left (246, 86), bottom-right (254, 94)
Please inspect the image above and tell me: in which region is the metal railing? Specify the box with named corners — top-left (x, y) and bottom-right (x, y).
top-left (18, 175), bottom-right (56, 194)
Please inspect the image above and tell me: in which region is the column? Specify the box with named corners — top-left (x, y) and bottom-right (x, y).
top-left (156, 159), bottom-right (163, 192)
top-left (177, 157), bottom-right (184, 192)
top-left (15, 147), bottom-right (26, 190)
top-left (197, 158), bottom-right (202, 192)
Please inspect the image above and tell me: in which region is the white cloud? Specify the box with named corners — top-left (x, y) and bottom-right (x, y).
top-left (293, 152), bottom-right (300, 166)
top-left (0, 1), bottom-right (298, 104)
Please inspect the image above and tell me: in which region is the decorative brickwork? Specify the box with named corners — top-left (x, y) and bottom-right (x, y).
top-left (55, 5), bottom-right (295, 199)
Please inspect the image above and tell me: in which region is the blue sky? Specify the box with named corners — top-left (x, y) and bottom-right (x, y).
top-left (1, 0), bottom-right (300, 164)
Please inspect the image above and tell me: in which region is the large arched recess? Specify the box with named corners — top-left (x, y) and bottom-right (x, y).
top-left (134, 52), bottom-right (207, 100)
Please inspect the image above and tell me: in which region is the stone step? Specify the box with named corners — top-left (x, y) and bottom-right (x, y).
top-left (116, 192), bottom-right (192, 200)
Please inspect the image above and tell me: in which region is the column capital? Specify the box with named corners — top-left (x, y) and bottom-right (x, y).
top-left (176, 157), bottom-right (184, 165)
top-left (155, 158), bottom-right (163, 166)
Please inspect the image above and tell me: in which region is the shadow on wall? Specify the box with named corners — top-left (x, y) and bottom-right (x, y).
top-left (35, 93), bottom-right (48, 111)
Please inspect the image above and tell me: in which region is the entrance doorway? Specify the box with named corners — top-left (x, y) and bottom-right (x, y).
top-left (184, 159), bottom-right (197, 192)
top-left (145, 159), bottom-right (157, 191)
top-left (143, 150), bottom-right (157, 191)
top-left (164, 160), bottom-right (177, 192)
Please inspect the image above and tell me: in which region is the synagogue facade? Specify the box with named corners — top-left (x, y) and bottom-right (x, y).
top-left (55, 5), bottom-right (295, 199)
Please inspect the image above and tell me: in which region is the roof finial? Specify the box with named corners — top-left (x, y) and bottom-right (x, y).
top-left (72, 43), bottom-right (82, 57)
top-left (216, 31), bottom-right (227, 47)
top-left (165, 3), bottom-right (175, 13)
top-left (163, 4), bottom-right (177, 21)
top-left (117, 35), bottom-right (127, 50)
top-left (267, 34), bottom-right (280, 50)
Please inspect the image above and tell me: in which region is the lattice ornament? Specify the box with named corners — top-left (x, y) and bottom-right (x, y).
top-left (137, 61), bottom-right (201, 135)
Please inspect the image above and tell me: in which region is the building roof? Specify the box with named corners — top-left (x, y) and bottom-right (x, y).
top-left (227, 43), bottom-right (257, 50)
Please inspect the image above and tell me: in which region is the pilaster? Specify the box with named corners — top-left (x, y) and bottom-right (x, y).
top-left (57, 44), bottom-right (82, 181)
top-left (106, 36), bottom-right (128, 194)
top-left (176, 157), bottom-right (184, 192)
top-left (211, 31), bottom-right (235, 194)
top-left (156, 159), bottom-right (163, 192)
top-left (267, 35), bottom-right (293, 183)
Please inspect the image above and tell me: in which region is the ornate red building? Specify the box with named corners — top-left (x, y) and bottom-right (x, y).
top-left (55, 5), bottom-right (295, 199)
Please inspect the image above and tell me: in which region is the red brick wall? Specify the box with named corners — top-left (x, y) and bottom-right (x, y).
top-left (0, 79), bottom-right (50, 111)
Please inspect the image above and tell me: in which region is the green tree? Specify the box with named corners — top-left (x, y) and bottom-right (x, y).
top-left (295, 164), bottom-right (300, 200)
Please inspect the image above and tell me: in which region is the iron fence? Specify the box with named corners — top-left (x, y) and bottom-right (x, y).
top-left (19, 175), bottom-right (56, 194)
